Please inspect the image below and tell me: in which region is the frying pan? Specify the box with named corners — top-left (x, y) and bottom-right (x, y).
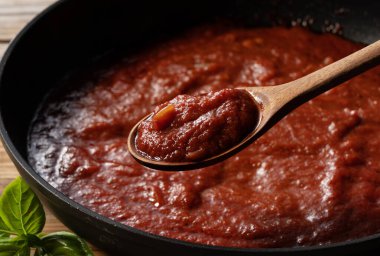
top-left (0, 0), bottom-right (379, 255)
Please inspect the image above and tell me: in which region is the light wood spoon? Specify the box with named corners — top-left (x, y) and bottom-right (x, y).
top-left (128, 40), bottom-right (380, 171)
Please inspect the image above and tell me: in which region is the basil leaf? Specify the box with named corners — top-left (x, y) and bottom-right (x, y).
top-left (36, 231), bottom-right (94, 256)
top-left (0, 237), bottom-right (29, 256)
top-left (0, 215), bottom-right (11, 237)
top-left (0, 232), bottom-right (9, 238)
top-left (0, 177), bottom-right (45, 235)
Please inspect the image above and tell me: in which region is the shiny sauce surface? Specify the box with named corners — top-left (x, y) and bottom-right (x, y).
top-left (28, 26), bottom-right (380, 248)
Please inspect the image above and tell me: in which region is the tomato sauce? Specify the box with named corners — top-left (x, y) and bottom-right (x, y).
top-left (135, 88), bottom-right (258, 162)
top-left (28, 26), bottom-right (380, 248)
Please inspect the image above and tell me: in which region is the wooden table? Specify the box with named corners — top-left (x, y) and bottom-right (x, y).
top-left (0, 0), bottom-right (106, 254)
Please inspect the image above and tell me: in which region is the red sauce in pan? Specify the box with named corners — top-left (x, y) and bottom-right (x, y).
top-left (135, 88), bottom-right (259, 162)
top-left (28, 26), bottom-right (380, 248)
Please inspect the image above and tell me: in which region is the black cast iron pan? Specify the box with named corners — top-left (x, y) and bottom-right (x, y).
top-left (0, 0), bottom-right (379, 255)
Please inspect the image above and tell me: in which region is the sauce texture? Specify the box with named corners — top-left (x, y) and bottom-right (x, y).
top-left (28, 26), bottom-right (380, 248)
top-left (136, 88), bottom-right (258, 162)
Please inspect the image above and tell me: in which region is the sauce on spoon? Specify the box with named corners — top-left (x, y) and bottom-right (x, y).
top-left (135, 88), bottom-right (259, 162)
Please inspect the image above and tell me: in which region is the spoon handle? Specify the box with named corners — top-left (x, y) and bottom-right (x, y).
top-left (277, 39), bottom-right (380, 108)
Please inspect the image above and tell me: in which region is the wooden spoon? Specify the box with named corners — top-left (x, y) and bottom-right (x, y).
top-left (128, 40), bottom-right (380, 171)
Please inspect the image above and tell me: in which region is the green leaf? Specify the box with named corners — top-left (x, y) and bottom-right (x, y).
top-left (0, 233), bottom-right (8, 238)
top-left (27, 233), bottom-right (43, 247)
top-left (0, 236), bottom-right (29, 256)
top-left (36, 231), bottom-right (94, 256)
top-left (0, 214), bottom-right (11, 237)
top-left (0, 177), bottom-right (45, 235)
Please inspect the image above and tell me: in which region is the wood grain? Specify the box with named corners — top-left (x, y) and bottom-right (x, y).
top-left (0, 0), bottom-right (52, 41)
top-left (0, 0), bottom-right (107, 254)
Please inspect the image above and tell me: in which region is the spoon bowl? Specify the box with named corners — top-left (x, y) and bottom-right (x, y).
top-left (128, 40), bottom-right (380, 171)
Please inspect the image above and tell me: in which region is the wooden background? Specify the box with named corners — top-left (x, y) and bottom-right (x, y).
top-left (0, 0), bottom-right (106, 254)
